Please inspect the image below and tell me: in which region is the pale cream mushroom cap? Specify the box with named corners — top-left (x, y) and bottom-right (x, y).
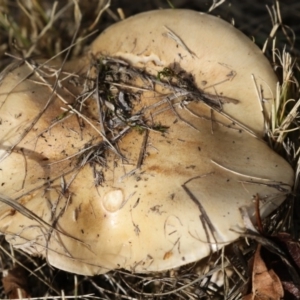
top-left (90, 9), bottom-right (278, 137)
top-left (0, 10), bottom-right (294, 276)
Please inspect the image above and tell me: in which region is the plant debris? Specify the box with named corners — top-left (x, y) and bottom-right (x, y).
top-left (243, 245), bottom-right (283, 300)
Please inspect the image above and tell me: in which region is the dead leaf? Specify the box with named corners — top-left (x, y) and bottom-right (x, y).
top-left (2, 265), bottom-right (30, 299)
top-left (282, 281), bottom-right (300, 298)
top-left (276, 232), bottom-right (300, 269)
top-left (243, 245), bottom-right (284, 300)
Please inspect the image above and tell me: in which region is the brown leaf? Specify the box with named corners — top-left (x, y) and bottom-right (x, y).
top-left (243, 245), bottom-right (284, 300)
top-left (277, 232), bottom-right (300, 270)
top-left (2, 266), bottom-right (30, 299)
top-left (282, 281), bottom-right (300, 298)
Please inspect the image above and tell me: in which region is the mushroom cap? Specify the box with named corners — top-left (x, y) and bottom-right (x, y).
top-left (90, 9), bottom-right (278, 137)
top-left (0, 10), bottom-right (294, 276)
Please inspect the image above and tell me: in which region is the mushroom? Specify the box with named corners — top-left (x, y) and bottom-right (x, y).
top-left (0, 9), bottom-right (294, 276)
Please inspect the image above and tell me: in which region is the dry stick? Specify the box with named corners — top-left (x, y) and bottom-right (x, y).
top-left (88, 0), bottom-right (111, 31)
top-left (272, 54), bottom-right (298, 146)
top-left (238, 180), bottom-right (290, 194)
top-left (275, 0), bottom-right (295, 51)
top-left (0, 27), bottom-right (97, 88)
top-left (23, 1), bottom-right (74, 57)
top-left (105, 81), bottom-right (151, 92)
top-left (136, 129), bottom-right (149, 169)
top-left (4, 219), bottom-right (113, 272)
top-left (210, 107), bottom-right (259, 139)
top-left (211, 159), bottom-right (291, 193)
top-left (0, 244), bottom-right (60, 295)
top-left (19, 148), bottom-right (28, 190)
top-left (95, 65), bottom-right (106, 134)
top-left (0, 194), bottom-right (85, 245)
top-left (254, 193), bottom-right (264, 233)
top-left (210, 160), bottom-right (275, 182)
top-left (0, 58), bottom-right (27, 83)
top-left (163, 26), bottom-right (198, 58)
top-left (263, 5), bottom-right (280, 54)
top-left (182, 175), bottom-right (219, 252)
top-left (43, 165), bottom-right (88, 264)
top-left (165, 93), bottom-right (200, 131)
top-left (88, 277), bottom-right (137, 300)
top-left (29, 61), bottom-right (123, 159)
top-left (150, 73), bottom-right (260, 140)
top-left (11, 294), bottom-right (97, 300)
top-left (103, 273), bottom-right (129, 297)
top-left (55, 84), bottom-right (121, 157)
top-left (184, 105), bottom-right (241, 133)
top-left (120, 262), bottom-right (230, 298)
top-left (49, 125), bottom-right (131, 167)
top-left (208, 0), bottom-right (227, 12)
